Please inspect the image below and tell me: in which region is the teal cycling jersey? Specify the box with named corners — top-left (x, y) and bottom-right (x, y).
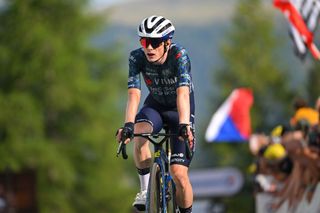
top-left (128, 43), bottom-right (194, 107)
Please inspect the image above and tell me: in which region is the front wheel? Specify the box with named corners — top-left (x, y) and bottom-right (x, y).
top-left (146, 163), bottom-right (162, 213)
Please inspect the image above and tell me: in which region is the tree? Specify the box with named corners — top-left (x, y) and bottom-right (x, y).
top-left (215, 0), bottom-right (294, 131)
top-left (0, 0), bottom-right (133, 212)
top-left (306, 62), bottom-right (320, 104)
top-left (207, 0), bottom-right (296, 212)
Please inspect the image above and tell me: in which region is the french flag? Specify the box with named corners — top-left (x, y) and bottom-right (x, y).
top-left (205, 88), bottom-right (254, 143)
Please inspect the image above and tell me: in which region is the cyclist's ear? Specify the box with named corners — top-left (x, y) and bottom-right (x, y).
top-left (164, 40), bottom-right (171, 53)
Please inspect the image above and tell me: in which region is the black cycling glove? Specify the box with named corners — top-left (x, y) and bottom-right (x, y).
top-left (120, 122), bottom-right (134, 141)
top-left (179, 123), bottom-right (194, 159)
top-left (178, 123), bottom-right (190, 139)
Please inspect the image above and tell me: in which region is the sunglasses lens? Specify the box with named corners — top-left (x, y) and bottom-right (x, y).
top-left (140, 38), bottom-right (163, 48)
top-left (140, 38), bottom-right (147, 48)
top-left (151, 39), bottom-right (163, 48)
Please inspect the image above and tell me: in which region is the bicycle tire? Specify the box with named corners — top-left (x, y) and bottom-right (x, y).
top-left (147, 163), bottom-right (162, 213)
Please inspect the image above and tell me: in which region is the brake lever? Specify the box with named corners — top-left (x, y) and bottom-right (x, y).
top-left (116, 141), bottom-right (128, 159)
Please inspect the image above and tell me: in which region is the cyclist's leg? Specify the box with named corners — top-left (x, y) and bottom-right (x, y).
top-left (161, 101), bottom-right (195, 212)
top-left (131, 121), bottom-right (152, 211)
top-left (169, 130), bottom-right (194, 212)
top-left (134, 106), bottom-right (164, 170)
top-left (133, 105), bottom-right (163, 210)
top-left (161, 113), bottom-right (195, 213)
top-left (170, 164), bottom-right (193, 212)
top-left (133, 122), bottom-right (152, 169)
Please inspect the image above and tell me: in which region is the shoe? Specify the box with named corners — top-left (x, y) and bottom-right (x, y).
top-left (132, 190), bottom-right (147, 211)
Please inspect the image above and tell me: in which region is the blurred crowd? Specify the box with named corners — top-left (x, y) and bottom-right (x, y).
top-left (249, 96), bottom-right (320, 211)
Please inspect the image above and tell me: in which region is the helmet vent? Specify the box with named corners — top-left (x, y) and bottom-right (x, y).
top-left (158, 23), bottom-right (171, 33)
top-left (145, 18), bottom-right (165, 33)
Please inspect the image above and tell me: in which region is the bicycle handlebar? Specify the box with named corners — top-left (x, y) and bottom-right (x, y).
top-left (116, 133), bottom-right (193, 160)
top-left (134, 133), bottom-right (176, 137)
top-left (116, 141), bottom-right (128, 159)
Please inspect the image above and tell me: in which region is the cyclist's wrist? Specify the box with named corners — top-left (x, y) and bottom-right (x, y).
top-left (179, 123), bottom-right (190, 129)
top-left (178, 123), bottom-right (190, 138)
top-left (120, 122), bottom-right (134, 141)
top-left (124, 122), bottom-right (134, 130)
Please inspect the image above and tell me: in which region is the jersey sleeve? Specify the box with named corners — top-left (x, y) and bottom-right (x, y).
top-left (175, 48), bottom-right (192, 88)
top-left (128, 50), bottom-right (142, 90)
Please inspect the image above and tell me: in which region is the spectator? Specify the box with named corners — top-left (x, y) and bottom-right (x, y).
top-left (250, 97), bottom-right (320, 211)
top-left (290, 97), bottom-right (319, 130)
top-left (315, 96), bottom-right (320, 113)
top-left (315, 96), bottom-right (320, 124)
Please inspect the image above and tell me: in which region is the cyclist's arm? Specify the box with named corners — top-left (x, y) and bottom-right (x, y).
top-left (175, 47), bottom-right (191, 125)
top-left (176, 86), bottom-right (190, 124)
top-left (116, 50), bottom-right (141, 143)
top-left (126, 49), bottom-right (143, 123)
top-left (177, 86), bottom-right (193, 144)
top-left (116, 88), bottom-right (140, 143)
top-left (125, 88), bottom-right (141, 123)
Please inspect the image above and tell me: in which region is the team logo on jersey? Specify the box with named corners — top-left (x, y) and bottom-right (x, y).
top-left (144, 77), bottom-right (152, 85)
top-left (154, 77), bottom-right (177, 85)
top-left (175, 52), bottom-right (182, 59)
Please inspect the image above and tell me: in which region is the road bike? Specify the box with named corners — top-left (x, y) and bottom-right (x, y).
top-left (117, 126), bottom-right (192, 213)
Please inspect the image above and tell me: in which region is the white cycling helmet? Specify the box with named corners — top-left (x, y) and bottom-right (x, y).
top-left (138, 15), bottom-right (175, 39)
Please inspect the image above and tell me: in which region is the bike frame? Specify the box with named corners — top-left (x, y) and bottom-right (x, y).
top-left (136, 132), bottom-right (175, 212)
top-left (116, 128), bottom-right (191, 212)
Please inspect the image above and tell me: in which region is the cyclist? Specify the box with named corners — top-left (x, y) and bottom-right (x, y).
top-left (116, 15), bottom-right (195, 213)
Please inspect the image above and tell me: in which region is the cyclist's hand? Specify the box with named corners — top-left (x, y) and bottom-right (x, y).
top-left (115, 128), bottom-right (123, 142)
top-left (116, 122), bottom-right (134, 144)
top-left (178, 123), bottom-right (194, 147)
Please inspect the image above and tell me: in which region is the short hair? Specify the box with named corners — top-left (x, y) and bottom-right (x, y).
top-left (293, 97), bottom-right (307, 110)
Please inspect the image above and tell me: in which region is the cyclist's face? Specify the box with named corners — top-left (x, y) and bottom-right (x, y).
top-left (140, 38), bottom-right (166, 63)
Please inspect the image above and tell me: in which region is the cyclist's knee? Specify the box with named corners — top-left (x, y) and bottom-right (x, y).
top-left (134, 122), bottom-right (152, 149)
top-left (170, 165), bottom-right (189, 188)
top-left (134, 122), bottom-right (153, 134)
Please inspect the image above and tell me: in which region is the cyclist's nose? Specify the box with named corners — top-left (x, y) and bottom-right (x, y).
top-left (146, 43), bottom-right (153, 49)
